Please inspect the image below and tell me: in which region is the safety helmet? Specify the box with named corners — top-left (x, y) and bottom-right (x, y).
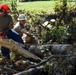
top-left (17, 14), bottom-right (26, 20)
top-left (0, 3), bottom-right (10, 13)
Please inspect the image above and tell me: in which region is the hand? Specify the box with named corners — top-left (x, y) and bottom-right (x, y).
top-left (21, 29), bottom-right (27, 34)
top-left (21, 29), bottom-right (31, 36)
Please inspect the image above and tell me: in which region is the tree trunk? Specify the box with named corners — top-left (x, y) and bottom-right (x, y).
top-left (0, 39), bottom-right (41, 61)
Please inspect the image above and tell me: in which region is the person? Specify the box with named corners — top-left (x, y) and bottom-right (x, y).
top-left (0, 3), bottom-right (27, 60)
top-left (13, 14), bottom-right (31, 37)
top-left (13, 14), bottom-right (38, 47)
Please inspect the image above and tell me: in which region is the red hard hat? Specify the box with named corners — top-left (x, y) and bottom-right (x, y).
top-left (0, 3), bottom-right (10, 13)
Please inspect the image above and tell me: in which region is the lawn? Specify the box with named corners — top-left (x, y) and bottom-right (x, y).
top-left (0, 1), bottom-right (75, 13)
top-left (17, 1), bottom-right (76, 13)
top-left (17, 1), bottom-right (57, 13)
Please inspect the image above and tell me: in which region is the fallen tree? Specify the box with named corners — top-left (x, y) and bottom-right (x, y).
top-left (14, 54), bottom-right (76, 75)
top-left (0, 39), bottom-right (41, 61)
top-left (0, 39), bottom-right (76, 75)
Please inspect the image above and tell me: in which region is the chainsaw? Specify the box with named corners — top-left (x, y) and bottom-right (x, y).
top-left (0, 31), bottom-right (7, 39)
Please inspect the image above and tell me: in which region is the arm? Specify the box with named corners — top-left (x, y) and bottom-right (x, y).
top-left (9, 15), bottom-right (14, 29)
top-left (21, 29), bottom-right (31, 36)
top-left (9, 22), bottom-right (13, 29)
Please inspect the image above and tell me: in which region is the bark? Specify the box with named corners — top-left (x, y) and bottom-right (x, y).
top-left (0, 39), bottom-right (41, 61)
top-left (13, 54), bottom-right (72, 75)
top-left (29, 44), bottom-right (74, 55)
top-left (3, 66), bottom-right (18, 74)
top-left (13, 66), bottom-right (44, 75)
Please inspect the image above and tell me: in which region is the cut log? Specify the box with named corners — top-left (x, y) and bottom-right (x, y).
top-left (29, 44), bottom-right (74, 55)
top-left (0, 39), bottom-right (41, 61)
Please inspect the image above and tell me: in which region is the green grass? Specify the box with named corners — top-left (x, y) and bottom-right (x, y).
top-left (17, 1), bottom-right (76, 13)
top-left (0, 1), bottom-right (76, 13)
top-left (17, 1), bottom-right (57, 13)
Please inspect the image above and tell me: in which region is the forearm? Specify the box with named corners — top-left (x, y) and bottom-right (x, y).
top-left (21, 29), bottom-right (31, 36)
top-left (9, 23), bottom-right (14, 29)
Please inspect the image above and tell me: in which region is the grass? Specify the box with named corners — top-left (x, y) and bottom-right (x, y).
top-left (17, 1), bottom-right (76, 13)
top-left (17, 1), bottom-right (57, 13)
top-left (0, 1), bottom-right (76, 13)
